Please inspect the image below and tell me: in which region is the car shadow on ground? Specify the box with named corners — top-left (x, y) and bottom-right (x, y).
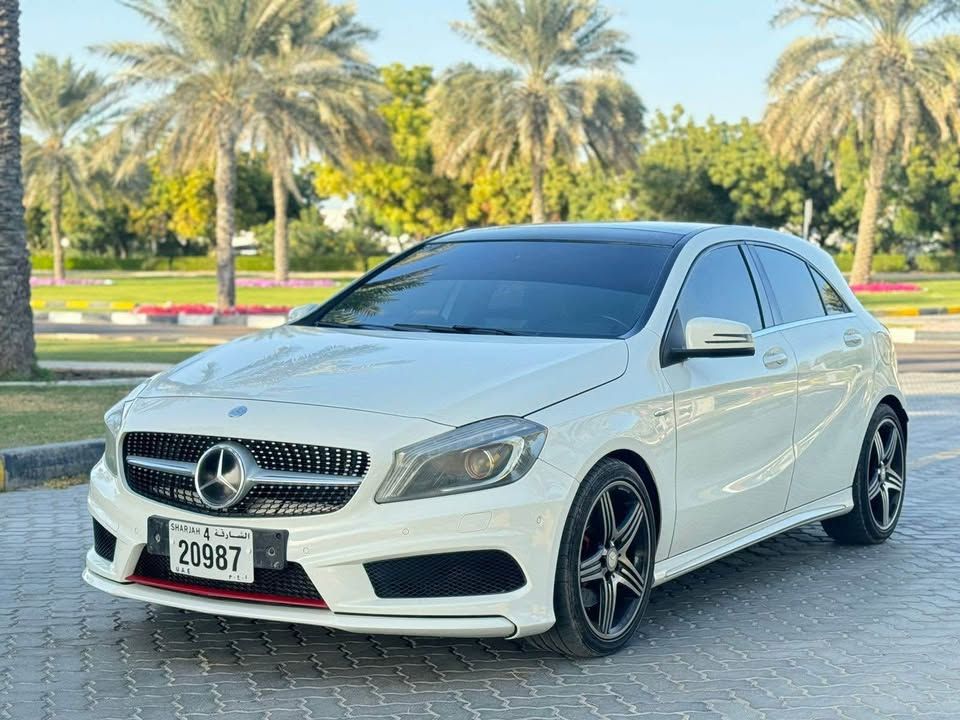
top-left (122, 519), bottom-right (905, 682)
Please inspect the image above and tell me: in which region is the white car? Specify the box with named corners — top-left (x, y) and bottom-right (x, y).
top-left (84, 222), bottom-right (907, 656)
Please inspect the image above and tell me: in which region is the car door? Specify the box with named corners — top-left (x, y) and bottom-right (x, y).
top-left (661, 244), bottom-right (799, 556)
top-left (749, 245), bottom-right (874, 510)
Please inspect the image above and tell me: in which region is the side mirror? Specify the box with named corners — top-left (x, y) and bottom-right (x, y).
top-left (287, 303), bottom-right (320, 325)
top-left (674, 316), bottom-right (755, 360)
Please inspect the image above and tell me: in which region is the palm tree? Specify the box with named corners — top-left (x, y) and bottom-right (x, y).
top-left (428, 0), bottom-right (644, 223)
top-left (21, 55), bottom-right (112, 281)
top-left (245, 2), bottom-right (386, 282)
top-left (102, 0), bottom-right (348, 310)
top-left (0, 0), bottom-right (35, 377)
top-left (765, 0), bottom-right (960, 285)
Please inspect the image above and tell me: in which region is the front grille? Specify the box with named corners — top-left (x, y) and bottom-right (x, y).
top-left (365, 551), bottom-right (527, 598)
top-left (122, 432), bottom-right (367, 517)
top-left (92, 519), bottom-right (116, 561)
top-left (131, 551), bottom-right (325, 606)
top-left (124, 432), bottom-right (369, 477)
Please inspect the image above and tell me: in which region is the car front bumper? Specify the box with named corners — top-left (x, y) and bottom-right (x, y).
top-left (84, 450), bottom-right (577, 639)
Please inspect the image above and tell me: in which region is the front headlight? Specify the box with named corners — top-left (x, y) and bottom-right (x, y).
top-left (102, 380), bottom-right (151, 475)
top-left (102, 400), bottom-right (125, 476)
top-left (375, 417), bottom-right (547, 503)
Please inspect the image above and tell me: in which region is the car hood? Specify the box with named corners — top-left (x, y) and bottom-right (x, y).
top-left (141, 325), bottom-right (628, 426)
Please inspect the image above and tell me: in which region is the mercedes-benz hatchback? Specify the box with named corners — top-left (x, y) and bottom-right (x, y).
top-left (85, 222), bottom-right (907, 656)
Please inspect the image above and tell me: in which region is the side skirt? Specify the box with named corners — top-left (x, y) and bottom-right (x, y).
top-left (652, 488), bottom-right (853, 587)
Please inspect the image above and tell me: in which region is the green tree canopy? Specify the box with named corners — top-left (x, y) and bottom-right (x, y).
top-left (765, 0), bottom-right (960, 284)
top-left (429, 0), bottom-right (645, 222)
top-left (243, 0), bottom-right (387, 281)
top-left (21, 54), bottom-right (114, 280)
top-left (102, 0), bottom-right (349, 309)
top-left (314, 64), bottom-right (466, 242)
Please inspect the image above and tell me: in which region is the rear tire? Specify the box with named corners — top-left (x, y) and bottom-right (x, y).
top-left (821, 404), bottom-right (906, 545)
top-left (528, 458), bottom-right (656, 657)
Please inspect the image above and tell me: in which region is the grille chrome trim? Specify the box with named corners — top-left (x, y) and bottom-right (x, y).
top-left (250, 469), bottom-right (362, 487)
top-left (126, 455), bottom-right (363, 487)
top-left (128, 455), bottom-right (195, 477)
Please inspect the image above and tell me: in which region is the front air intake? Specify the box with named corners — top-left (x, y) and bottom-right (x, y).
top-left (365, 550), bottom-right (526, 598)
top-left (92, 519), bottom-right (116, 561)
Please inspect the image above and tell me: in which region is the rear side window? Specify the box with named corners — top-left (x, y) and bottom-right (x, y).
top-left (811, 268), bottom-right (850, 315)
top-left (754, 246), bottom-right (825, 324)
top-left (677, 245), bottom-right (763, 331)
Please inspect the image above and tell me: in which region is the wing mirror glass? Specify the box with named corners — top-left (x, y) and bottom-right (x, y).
top-left (287, 303), bottom-right (320, 325)
top-left (670, 316), bottom-right (756, 361)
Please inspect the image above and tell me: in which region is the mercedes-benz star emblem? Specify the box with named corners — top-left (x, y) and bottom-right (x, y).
top-left (194, 443), bottom-right (253, 509)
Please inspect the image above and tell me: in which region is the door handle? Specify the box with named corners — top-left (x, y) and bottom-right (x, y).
top-left (843, 328), bottom-right (864, 347)
top-left (763, 347), bottom-right (789, 369)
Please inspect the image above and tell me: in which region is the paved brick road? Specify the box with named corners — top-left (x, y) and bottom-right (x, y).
top-left (1, 372), bottom-right (958, 720)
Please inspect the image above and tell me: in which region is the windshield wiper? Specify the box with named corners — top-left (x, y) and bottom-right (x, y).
top-left (390, 323), bottom-right (518, 335)
top-left (313, 320), bottom-right (391, 331)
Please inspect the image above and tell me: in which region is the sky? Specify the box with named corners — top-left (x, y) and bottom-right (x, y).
top-left (21, 0), bottom-right (804, 123)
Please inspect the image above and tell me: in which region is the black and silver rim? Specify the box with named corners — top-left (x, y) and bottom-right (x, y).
top-left (578, 481), bottom-right (652, 640)
top-left (867, 418), bottom-right (905, 531)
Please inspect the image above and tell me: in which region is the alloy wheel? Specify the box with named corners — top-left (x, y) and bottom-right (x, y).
top-left (867, 418), bottom-right (905, 531)
top-left (578, 480), bottom-right (652, 640)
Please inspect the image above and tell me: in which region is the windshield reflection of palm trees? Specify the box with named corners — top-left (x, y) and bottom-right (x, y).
top-left (323, 242), bottom-right (457, 324)
top-left (323, 268), bottom-right (433, 324)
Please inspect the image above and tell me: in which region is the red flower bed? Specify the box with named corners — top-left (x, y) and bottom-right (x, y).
top-left (850, 282), bottom-right (922, 294)
top-left (135, 303), bottom-right (291, 316)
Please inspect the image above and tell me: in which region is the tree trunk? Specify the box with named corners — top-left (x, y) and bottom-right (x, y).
top-left (272, 171), bottom-right (289, 283)
top-left (850, 139), bottom-right (890, 286)
top-left (530, 147), bottom-right (546, 223)
top-left (214, 128), bottom-right (237, 311)
top-left (0, 0), bottom-right (36, 378)
top-left (49, 174), bottom-right (64, 282)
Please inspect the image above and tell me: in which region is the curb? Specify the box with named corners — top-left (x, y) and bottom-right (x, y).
top-left (40, 360), bottom-right (171, 374)
top-left (34, 310), bottom-right (286, 328)
top-left (874, 306), bottom-right (960, 317)
top-left (0, 439), bottom-right (104, 491)
top-left (889, 327), bottom-right (960, 344)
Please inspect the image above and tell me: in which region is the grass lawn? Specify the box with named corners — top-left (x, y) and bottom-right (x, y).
top-left (32, 275), bottom-right (344, 307)
top-left (29, 272), bottom-right (960, 314)
top-left (855, 279), bottom-right (960, 311)
top-left (0, 385), bottom-right (135, 449)
top-left (36, 338), bottom-right (215, 364)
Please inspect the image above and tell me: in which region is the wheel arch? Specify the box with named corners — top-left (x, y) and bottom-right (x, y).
top-left (879, 394), bottom-right (909, 443)
top-left (599, 449), bottom-right (662, 543)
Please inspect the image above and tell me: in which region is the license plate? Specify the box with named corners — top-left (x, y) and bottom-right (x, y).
top-left (168, 519), bottom-right (254, 583)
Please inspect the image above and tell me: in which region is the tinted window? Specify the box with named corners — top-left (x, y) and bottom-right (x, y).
top-left (811, 268), bottom-right (850, 315)
top-left (754, 246), bottom-right (825, 324)
top-left (677, 246), bottom-right (763, 331)
top-left (318, 240), bottom-right (672, 338)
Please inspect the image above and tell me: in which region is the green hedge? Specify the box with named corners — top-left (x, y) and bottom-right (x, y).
top-left (833, 252), bottom-right (909, 273)
top-left (30, 253), bottom-right (383, 273)
top-left (914, 253), bottom-right (960, 272)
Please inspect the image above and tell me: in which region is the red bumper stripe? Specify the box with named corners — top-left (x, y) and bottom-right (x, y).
top-left (127, 575), bottom-right (329, 609)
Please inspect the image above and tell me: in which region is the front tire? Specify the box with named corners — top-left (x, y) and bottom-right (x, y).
top-left (822, 404), bottom-right (906, 544)
top-left (529, 459), bottom-right (656, 657)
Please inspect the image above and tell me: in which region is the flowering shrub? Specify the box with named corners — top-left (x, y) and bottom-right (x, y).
top-left (134, 303), bottom-right (291, 316)
top-left (850, 282), bottom-right (922, 294)
top-left (236, 278), bottom-right (338, 288)
top-left (30, 277), bottom-right (113, 286)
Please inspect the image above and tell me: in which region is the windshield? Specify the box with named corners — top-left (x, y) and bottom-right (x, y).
top-left (316, 240), bottom-right (672, 338)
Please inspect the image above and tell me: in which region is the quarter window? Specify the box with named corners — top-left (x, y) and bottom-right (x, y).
top-left (811, 268), bottom-right (850, 315)
top-left (677, 246), bottom-right (763, 331)
top-left (754, 246), bottom-right (825, 324)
